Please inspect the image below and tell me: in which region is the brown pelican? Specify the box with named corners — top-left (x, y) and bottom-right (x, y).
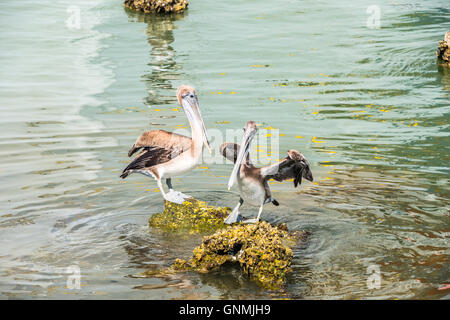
top-left (120, 85), bottom-right (212, 204)
top-left (221, 121), bottom-right (313, 224)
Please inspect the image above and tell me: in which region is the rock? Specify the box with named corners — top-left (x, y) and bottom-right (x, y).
top-left (173, 221), bottom-right (308, 289)
top-left (124, 0), bottom-right (188, 14)
top-left (149, 198), bottom-right (231, 234)
top-left (436, 31), bottom-right (450, 66)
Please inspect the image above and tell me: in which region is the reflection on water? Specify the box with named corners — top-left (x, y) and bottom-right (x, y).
top-left (125, 9), bottom-right (185, 105)
top-left (0, 0), bottom-right (449, 299)
top-left (437, 63), bottom-right (450, 91)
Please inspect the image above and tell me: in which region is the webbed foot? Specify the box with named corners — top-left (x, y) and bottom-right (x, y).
top-left (164, 190), bottom-right (192, 204)
top-left (224, 206), bottom-right (243, 224)
top-left (242, 218), bottom-right (259, 224)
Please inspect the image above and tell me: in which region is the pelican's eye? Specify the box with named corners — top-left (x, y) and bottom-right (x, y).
top-left (189, 94), bottom-right (195, 99)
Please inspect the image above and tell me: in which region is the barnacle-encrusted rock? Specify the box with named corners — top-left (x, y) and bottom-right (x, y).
top-left (124, 0), bottom-right (188, 14)
top-left (173, 221), bottom-right (306, 289)
top-left (149, 199), bottom-right (230, 234)
top-left (436, 32), bottom-right (450, 66)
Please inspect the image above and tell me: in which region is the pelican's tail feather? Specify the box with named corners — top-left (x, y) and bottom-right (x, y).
top-left (120, 170), bottom-right (131, 179)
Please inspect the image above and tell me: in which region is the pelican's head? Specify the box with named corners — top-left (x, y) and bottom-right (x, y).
top-left (177, 85), bottom-right (212, 154)
top-left (227, 121), bottom-right (258, 190)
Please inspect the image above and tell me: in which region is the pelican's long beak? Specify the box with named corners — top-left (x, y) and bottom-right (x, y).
top-left (227, 126), bottom-right (256, 190)
top-left (182, 96), bottom-right (212, 154)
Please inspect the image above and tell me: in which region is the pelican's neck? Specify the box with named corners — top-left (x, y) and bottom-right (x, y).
top-left (188, 117), bottom-right (204, 159)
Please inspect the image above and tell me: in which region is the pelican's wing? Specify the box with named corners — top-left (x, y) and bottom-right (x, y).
top-left (120, 130), bottom-right (192, 179)
top-left (261, 150), bottom-right (313, 187)
top-left (120, 147), bottom-right (172, 178)
top-left (127, 130), bottom-right (192, 157)
top-left (220, 142), bottom-right (240, 163)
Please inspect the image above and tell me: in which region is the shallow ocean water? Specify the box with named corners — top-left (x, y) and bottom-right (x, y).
top-left (0, 0), bottom-right (449, 299)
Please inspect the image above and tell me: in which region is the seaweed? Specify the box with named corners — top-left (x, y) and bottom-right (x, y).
top-left (124, 0), bottom-right (188, 14)
top-left (149, 198), bottom-right (230, 234)
top-left (173, 221), bottom-right (307, 289)
top-left (436, 32), bottom-right (450, 66)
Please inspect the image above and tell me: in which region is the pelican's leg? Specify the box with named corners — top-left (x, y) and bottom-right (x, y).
top-left (224, 198), bottom-right (244, 224)
top-left (162, 178), bottom-right (192, 204)
top-left (243, 205), bottom-right (264, 224)
top-left (256, 205), bottom-right (264, 221)
top-left (166, 178), bottom-right (173, 191)
top-left (156, 179), bottom-right (168, 199)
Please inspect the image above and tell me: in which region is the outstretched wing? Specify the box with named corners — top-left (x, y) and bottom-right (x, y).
top-left (220, 142), bottom-right (253, 165)
top-left (120, 130), bottom-right (192, 179)
top-left (220, 142), bottom-right (240, 163)
top-left (260, 150), bottom-right (313, 187)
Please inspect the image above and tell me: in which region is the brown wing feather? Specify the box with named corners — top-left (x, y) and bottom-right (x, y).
top-left (128, 130), bottom-right (192, 157)
top-left (220, 142), bottom-right (252, 164)
top-left (267, 157), bottom-right (299, 183)
top-left (121, 130), bottom-right (192, 179)
top-left (220, 142), bottom-right (240, 163)
top-left (120, 146), bottom-right (174, 179)
top-left (262, 150), bottom-right (313, 187)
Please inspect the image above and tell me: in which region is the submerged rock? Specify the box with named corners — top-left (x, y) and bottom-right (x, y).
top-left (436, 32), bottom-right (450, 66)
top-left (173, 221), bottom-right (307, 289)
top-left (124, 0), bottom-right (188, 14)
top-left (149, 198), bottom-right (230, 234)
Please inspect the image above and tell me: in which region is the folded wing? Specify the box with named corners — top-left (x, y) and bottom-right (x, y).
top-left (120, 130), bottom-right (192, 178)
top-left (127, 130), bottom-right (191, 157)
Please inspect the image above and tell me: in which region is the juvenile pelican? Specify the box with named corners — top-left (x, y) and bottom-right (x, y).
top-left (120, 85), bottom-right (211, 204)
top-left (221, 121), bottom-right (313, 224)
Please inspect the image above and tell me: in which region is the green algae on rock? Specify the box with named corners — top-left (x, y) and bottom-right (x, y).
top-left (173, 221), bottom-right (307, 289)
top-left (149, 198), bottom-right (231, 234)
top-left (124, 0), bottom-right (188, 14)
top-left (436, 31), bottom-right (450, 66)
